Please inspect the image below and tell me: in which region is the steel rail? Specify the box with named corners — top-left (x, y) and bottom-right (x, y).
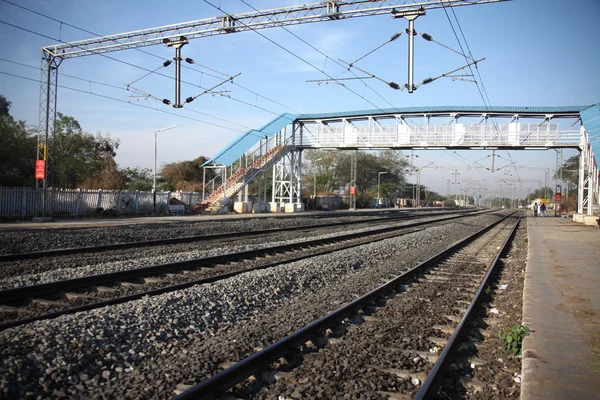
top-left (174, 211), bottom-right (517, 400)
top-left (0, 211), bottom-right (490, 331)
top-left (0, 227), bottom-right (425, 332)
top-left (0, 211), bottom-right (484, 306)
top-left (0, 210), bottom-right (475, 262)
top-left (415, 212), bottom-right (522, 399)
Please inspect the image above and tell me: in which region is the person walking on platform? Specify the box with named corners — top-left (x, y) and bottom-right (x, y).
top-left (533, 202), bottom-right (538, 217)
top-left (540, 203), bottom-right (546, 217)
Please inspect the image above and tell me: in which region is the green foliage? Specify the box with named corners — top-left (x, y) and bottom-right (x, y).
top-left (498, 324), bottom-right (530, 355)
top-left (0, 95), bottom-right (10, 116)
top-left (302, 149), bottom-right (410, 197)
top-left (49, 113), bottom-right (120, 188)
top-left (160, 156), bottom-right (213, 191)
top-left (0, 96), bottom-right (37, 186)
top-left (121, 167), bottom-right (153, 191)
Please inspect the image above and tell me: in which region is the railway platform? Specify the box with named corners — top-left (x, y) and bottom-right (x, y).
top-left (522, 216), bottom-right (600, 399)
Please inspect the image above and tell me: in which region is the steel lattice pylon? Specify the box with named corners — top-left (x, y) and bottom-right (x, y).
top-left (36, 52), bottom-right (62, 217)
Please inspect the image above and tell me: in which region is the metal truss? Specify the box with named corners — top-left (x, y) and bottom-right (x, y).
top-left (578, 128), bottom-right (598, 214)
top-left (42, 0), bottom-right (507, 59)
top-left (295, 111), bottom-right (583, 150)
top-left (272, 124), bottom-right (302, 204)
top-left (36, 52), bottom-right (62, 216)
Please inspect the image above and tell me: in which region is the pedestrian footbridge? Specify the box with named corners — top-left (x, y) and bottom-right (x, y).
top-left (200, 105), bottom-right (600, 215)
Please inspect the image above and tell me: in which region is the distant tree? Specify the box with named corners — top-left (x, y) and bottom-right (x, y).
top-left (161, 156), bottom-right (214, 192)
top-left (0, 95), bottom-right (10, 116)
top-left (302, 149), bottom-right (409, 199)
top-left (554, 154), bottom-right (579, 198)
top-left (0, 95), bottom-right (37, 186)
top-left (48, 113), bottom-right (120, 188)
top-left (121, 167), bottom-right (153, 191)
top-left (83, 158), bottom-right (123, 190)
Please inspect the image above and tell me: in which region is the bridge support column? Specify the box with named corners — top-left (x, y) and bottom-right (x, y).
top-left (273, 123), bottom-right (302, 210)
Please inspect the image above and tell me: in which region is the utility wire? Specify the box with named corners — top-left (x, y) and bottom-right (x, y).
top-left (449, 6), bottom-right (494, 108)
top-left (1, 0), bottom-right (299, 114)
top-left (439, 2), bottom-right (487, 109)
top-left (238, 0), bottom-right (398, 109)
top-left (0, 57), bottom-right (250, 130)
top-left (0, 19), bottom-right (282, 117)
top-left (0, 70), bottom-right (262, 135)
top-left (203, 0), bottom-right (388, 111)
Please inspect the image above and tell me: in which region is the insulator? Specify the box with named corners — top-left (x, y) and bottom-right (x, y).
top-left (390, 32), bottom-right (401, 41)
top-left (163, 60), bottom-right (172, 67)
top-left (422, 33), bottom-right (433, 41)
top-left (185, 58), bottom-right (194, 64)
top-left (423, 77), bottom-right (434, 84)
top-left (389, 82), bottom-right (400, 90)
top-left (162, 99), bottom-right (171, 105)
top-left (186, 97), bottom-right (194, 103)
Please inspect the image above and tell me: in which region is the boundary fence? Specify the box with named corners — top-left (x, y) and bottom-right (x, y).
top-left (0, 187), bottom-right (202, 219)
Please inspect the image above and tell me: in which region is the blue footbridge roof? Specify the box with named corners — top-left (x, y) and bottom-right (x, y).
top-left (204, 105), bottom-right (598, 167)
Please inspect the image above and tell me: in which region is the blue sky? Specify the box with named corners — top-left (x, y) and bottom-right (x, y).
top-left (0, 0), bottom-right (598, 197)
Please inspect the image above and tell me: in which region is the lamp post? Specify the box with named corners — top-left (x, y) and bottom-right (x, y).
top-left (415, 161), bottom-right (435, 207)
top-left (377, 171), bottom-right (388, 207)
top-left (153, 125), bottom-right (176, 213)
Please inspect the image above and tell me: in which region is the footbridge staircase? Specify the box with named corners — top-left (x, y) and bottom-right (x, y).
top-left (199, 114), bottom-right (298, 213)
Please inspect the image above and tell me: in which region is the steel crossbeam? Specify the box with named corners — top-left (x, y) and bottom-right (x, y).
top-left (42, 0), bottom-right (507, 59)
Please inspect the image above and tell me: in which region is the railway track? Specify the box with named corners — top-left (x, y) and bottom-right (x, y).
top-left (174, 211), bottom-right (522, 399)
top-left (0, 210), bottom-right (474, 262)
top-left (0, 210), bottom-right (487, 331)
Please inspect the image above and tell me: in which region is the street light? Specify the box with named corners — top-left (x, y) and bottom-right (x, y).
top-left (415, 161), bottom-right (435, 207)
top-left (377, 171), bottom-right (388, 206)
top-left (153, 125), bottom-right (176, 213)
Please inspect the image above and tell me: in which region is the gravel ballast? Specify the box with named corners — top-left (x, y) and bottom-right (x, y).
top-left (0, 211), bottom-right (506, 399)
top-left (0, 214), bottom-right (397, 255)
top-left (0, 216), bottom-right (437, 289)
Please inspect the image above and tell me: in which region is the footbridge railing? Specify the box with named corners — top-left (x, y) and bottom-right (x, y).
top-left (296, 122), bottom-right (582, 149)
top-left (201, 135), bottom-right (293, 210)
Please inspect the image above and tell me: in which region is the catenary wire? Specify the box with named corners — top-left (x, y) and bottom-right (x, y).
top-left (1, 0), bottom-right (300, 114)
top-left (0, 57), bottom-right (251, 130)
top-left (203, 0), bottom-right (389, 112)
top-left (0, 70), bottom-right (252, 134)
top-left (238, 0), bottom-right (398, 108)
top-left (0, 19), bottom-right (281, 117)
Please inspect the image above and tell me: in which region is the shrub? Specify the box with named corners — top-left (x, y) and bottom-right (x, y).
top-left (498, 324), bottom-right (530, 355)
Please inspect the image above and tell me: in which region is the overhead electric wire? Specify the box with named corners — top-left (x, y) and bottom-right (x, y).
top-left (1, 0), bottom-right (299, 114)
top-left (0, 19), bottom-right (284, 118)
top-left (436, 1), bottom-right (522, 190)
top-left (447, 4), bottom-right (521, 183)
top-left (449, 5), bottom-right (494, 109)
top-left (0, 57), bottom-right (251, 130)
top-left (0, 70), bottom-right (256, 135)
top-left (237, 0), bottom-right (398, 109)
top-left (203, 0), bottom-right (389, 112)
top-left (439, 2), bottom-right (487, 109)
